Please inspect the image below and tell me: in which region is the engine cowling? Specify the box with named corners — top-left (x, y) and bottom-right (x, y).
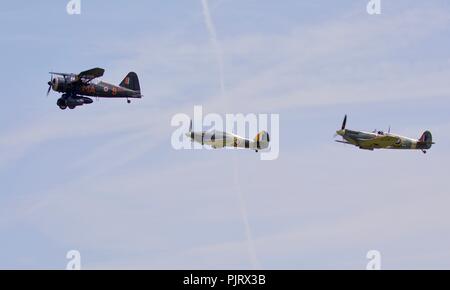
top-left (51, 77), bottom-right (68, 92)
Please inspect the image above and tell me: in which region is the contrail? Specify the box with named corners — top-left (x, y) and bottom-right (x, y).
top-left (232, 158), bottom-right (261, 269)
top-left (201, 0), bottom-right (226, 96)
top-left (200, 0), bottom-right (260, 269)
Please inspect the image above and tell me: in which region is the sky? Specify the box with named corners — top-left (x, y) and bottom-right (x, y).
top-left (1, 0), bottom-right (450, 269)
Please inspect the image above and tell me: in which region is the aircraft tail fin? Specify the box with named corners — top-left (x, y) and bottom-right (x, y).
top-left (418, 131), bottom-right (433, 149)
top-left (254, 131), bottom-right (270, 149)
top-left (119, 72), bottom-right (140, 92)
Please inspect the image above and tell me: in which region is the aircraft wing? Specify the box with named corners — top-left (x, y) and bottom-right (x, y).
top-left (49, 72), bottom-right (72, 76)
top-left (335, 140), bottom-right (353, 145)
top-left (78, 67), bottom-right (105, 81)
top-left (358, 135), bottom-right (399, 148)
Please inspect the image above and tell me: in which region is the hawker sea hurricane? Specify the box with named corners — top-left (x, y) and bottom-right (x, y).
top-left (46, 67), bottom-right (142, 110)
top-left (186, 121), bottom-right (270, 152)
top-left (335, 115), bottom-right (434, 154)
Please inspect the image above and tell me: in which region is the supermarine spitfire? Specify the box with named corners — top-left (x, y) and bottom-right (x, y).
top-left (186, 121), bottom-right (270, 152)
top-left (335, 115), bottom-right (434, 154)
top-left (46, 67), bottom-right (142, 110)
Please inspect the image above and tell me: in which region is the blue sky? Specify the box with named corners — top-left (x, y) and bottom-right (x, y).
top-left (1, 0), bottom-right (450, 269)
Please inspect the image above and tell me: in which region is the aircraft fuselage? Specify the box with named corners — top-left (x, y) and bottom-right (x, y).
top-left (52, 77), bottom-right (141, 99)
top-left (337, 129), bottom-right (432, 151)
top-left (187, 130), bottom-right (270, 151)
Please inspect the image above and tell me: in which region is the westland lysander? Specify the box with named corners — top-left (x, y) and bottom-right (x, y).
top-left (47, 67), bottom-right (142, 110)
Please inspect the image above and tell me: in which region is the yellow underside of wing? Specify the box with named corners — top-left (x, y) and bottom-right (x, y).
top-left (359, 136), bottom-right (399, 149)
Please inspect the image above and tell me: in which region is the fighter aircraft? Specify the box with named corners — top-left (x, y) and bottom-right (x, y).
top-left (46, 67), bottom-right (142, 110)
top-left (186, 121), bottom-right (270, 152)
top-left (335, 115), bottom-right (434, 153)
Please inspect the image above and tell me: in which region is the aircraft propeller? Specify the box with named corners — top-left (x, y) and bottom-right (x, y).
top-left (334, 114), bottom-right (347, 138)
top-left (341, 115), bottom-right (347, 130)
top-left (47, 74), bottom-right (53, 96)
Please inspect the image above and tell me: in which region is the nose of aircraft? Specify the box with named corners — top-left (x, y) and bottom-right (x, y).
top-left (185, 132), bottom-right (194, 139)
top-left (336, 129), bottom-right (345, 136)
top-left (46, 79), bottom-right (54, 96)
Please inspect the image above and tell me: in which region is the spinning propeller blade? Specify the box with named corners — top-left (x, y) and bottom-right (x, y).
top-left (335, 114), bottom-right (347, 138)
top-left (46, 74), bottom-right (53, 96)
top-left (341, 115), bottom-right (347, 130)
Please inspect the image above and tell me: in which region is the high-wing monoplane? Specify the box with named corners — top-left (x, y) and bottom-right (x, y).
top-left (46, 67), bottom-right (142, 110)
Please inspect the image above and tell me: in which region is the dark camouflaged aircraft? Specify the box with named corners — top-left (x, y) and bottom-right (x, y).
top-left (335, 115), bottom-right (434, 154)
top-left (46, 67), bottom-right (142, 110)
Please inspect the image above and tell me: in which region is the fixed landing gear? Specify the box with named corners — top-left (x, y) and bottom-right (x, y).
top-left (57, 94), bottom-right (92, 110)
top-left (422, 150), bottom-right (427, 154)
top-left (127, 99), bottom-right (131, 104)
top-left (57, 97), bottom-right (68, 110)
